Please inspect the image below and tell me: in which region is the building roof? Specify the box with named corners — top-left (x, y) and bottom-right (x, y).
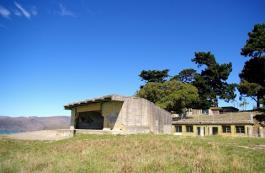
top-left (221, 106), bottom-right (239, 111)
top-left (172, 112), bottom-right (254, 125)
top-left (64, 94), bottom-right (136, 109)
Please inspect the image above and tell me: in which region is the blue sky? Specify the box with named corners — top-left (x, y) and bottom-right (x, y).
top-left (0, 0), bottom-right (264, 116)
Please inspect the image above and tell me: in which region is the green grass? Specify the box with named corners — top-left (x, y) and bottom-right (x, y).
top-left (1, 134), bottom-right (265, 173)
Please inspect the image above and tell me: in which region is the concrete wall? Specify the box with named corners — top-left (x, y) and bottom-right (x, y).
top-left (101, 101), bottom-right (123, 129)
top-left (113, 97), bottom-right (172, 134)
top-left (259, 127), bottom-right (265, 138)
top-left (76, 103), bottom-right (101, 112)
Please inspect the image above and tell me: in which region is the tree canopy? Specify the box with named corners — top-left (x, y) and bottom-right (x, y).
top-left (136, 80), bottom-right (199, 113)
top-left (171, 68), bottom-right (197, 83)
top-left (139, 69), bottom-right (169, 83)
top-left (137, 52), bottom-right (236, 110)
top-left (192, 52), bottom-right (236, 108)
top-left (239, 23), bottom-right (265, 108)
top-left (241, 24), bottom-right (265, 58)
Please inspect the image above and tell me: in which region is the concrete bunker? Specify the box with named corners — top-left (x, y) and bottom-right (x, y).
top-left (64, 95), bottom-right (172, 134)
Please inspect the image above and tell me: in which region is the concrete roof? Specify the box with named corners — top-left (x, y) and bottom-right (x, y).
top-left (64, 94), bottom-right (136, 109)
top-left (172, 112), bottom-right (254, 125)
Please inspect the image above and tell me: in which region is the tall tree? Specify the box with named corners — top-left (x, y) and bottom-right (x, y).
top-left (136, 80), bottom-right (199, 113)
top-left (171, 68), bottom-right (198, 83)
top-left (241, 24), bottom-right (265, 58)
top-left (239, 23), bottom-right (265, 108)
top-left (192, 52), bottom-right (236, 108)
top-left (139, 69), bottom-right (169, 83)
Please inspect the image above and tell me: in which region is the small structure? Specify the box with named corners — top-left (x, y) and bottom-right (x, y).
top-left (220, 106), bottom-right (239, 114)
top-left (186, 107), bottom-right (222, 116)
top-left (64, 95), bottom-right (172, 134)
top-left (208, 107), bottom-right (221, 115)
top-left (172, 112), bottom-right (254, 137)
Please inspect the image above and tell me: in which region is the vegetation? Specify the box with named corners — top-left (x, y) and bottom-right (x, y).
top-left (138, 23), bottom-right (265, 111)
top-left (138, 52), bottom-right (236, 111)
top-left (191, 52), bottom-right (236, 108)
top-left (238, 23), bottom-right (265, 108)
top-left (1, 134), bottom-right (265, 173)
top-left (137, 80), bottom-right (198, 113)
top-left (171, 68), bottom-right (197, 84)
top-left (139, 69), bottom-right (169, 83)
top-left (240, 23), bottom-right (265, 58)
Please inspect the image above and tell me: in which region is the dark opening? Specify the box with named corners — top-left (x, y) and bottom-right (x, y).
top-left (175, 125), bottom-right (182, 132)
top-left (236, 126), bottom-right (245, 134)
top-left (212, 127), bottom-right (218, 135)
top-left (197, 127), bottom-right (200, 135)
top-left (76, 111), bottom-right (104, 129)
top-left (222, 125), bottom-right (231, 133)
top-left (186, 125), bottom-right (193, 132)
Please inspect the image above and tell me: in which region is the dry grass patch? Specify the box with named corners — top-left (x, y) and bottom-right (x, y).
top-left (0, 134), bottom-right (265, 173)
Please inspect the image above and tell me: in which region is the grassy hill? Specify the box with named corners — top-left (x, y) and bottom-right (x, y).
top-left (1, 134), bottom-right (265, 173)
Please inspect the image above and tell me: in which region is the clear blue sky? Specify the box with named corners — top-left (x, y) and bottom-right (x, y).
top-left (0, 0), bottom-right (264, 116)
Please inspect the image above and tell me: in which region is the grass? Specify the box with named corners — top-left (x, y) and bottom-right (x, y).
top-left (0, 134), bottom-right (265, 173)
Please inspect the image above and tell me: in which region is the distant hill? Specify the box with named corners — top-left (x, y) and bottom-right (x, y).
top-left (0, 116), bottom-right (70, 132)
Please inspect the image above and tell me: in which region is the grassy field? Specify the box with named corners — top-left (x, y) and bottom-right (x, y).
top-left (1, 134), bottom-right (265, 173)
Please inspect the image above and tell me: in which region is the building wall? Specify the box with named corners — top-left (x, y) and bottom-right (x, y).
top-left (76, 103), bottom-right (101, 112)
top-left (101, 101), bottom-right (123, 129)
top-left (259, 127), bottom-right (265, 138)
top-left (114, 97), bottom-right (172, 134)
top-left (173, 124), bottom-right (253, 137)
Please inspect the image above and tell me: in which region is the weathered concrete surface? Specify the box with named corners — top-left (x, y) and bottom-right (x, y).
top-left (65, 95), bottom-right (172, 134)
top-left (113, 97), bottom-right (172, 134)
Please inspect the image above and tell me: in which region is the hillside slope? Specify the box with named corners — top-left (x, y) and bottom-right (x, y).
top-left (0, 116), bottom-right (70, 132)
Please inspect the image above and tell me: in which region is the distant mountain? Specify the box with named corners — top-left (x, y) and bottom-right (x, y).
top-left (0, 116), bottom-right (70, 132)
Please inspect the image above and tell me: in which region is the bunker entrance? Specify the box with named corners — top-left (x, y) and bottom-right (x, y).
top-left (76, 111), bottom-right (104, 130)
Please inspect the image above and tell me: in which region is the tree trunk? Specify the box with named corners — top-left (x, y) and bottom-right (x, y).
top-left (213, 98), bottom-right (218, 107)
top-left (257, 95), bottom-right (260, 108)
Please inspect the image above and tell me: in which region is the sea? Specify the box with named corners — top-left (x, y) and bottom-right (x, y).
top-left (0, 130), bottom-right (18, 135)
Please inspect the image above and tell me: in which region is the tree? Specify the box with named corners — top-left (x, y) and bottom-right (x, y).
top-left (238, 80), bottom-right (263, 107)
top-left (171, 68), bottom-right (198, 83)
top-left (240, 57), bottom-right (265, 87)
top-left (136, 80), bottom-right (199, 113)
top-left (192, 52), bottom-right (236, 108)
top-left (239, 23), bottom-right (265, 108)
top-left (241, 24), bottom-right (265, 58)
top-left (238, 57), bottom-right (265, 108)
top-left (139, 69), bottom-right (169, 83)
top-left (239, 97), bottom-right (249, 111)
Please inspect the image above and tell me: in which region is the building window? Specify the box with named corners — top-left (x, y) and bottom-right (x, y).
top-left (222, 126), bottom-right (231, 133)
top-left (212, 127), bottom-right (218, 135)
top-left (186, 125), bottom-right (193, 132)
top-left (236, 126), bottom-right (245, 133)
top-left (175, 125), bottom-right (182, 132)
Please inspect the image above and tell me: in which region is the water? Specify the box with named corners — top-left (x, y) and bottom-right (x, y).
top-left (0, 130), bottom-right (18, 135)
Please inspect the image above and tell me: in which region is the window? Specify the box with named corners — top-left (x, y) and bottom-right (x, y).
top-left (175, 125), bottom-right (182, 132)
top-left (212, 127), bottom-right (218, 135)
top-left (186, 125), bottom-right (193, 132)
top-left (222, 126), bottom-right (231, 133)
top-left (236, 126), bottom-right (245, 134)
